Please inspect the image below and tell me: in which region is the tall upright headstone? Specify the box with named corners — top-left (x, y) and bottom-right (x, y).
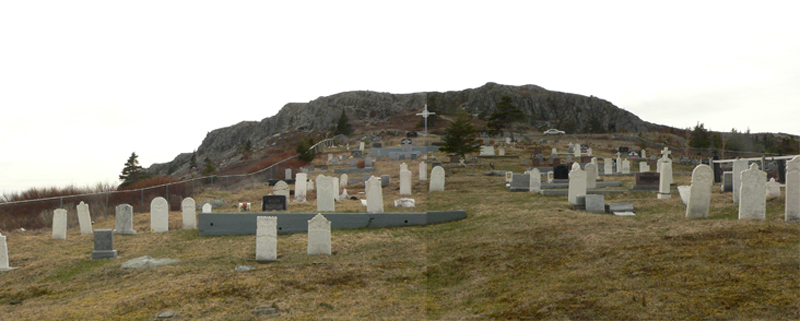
top-left (0, 232), bottom-right (16, 271)
top-left (316, 175), bottom-right (335, 212)
top-left (399, 169), bottom-right (412, 195)
top-left (591, 157), bottom-right (599, 180)
top-left (256, 216), bottom-right (277, 261)
top-left (739, 163), bottom-right (766, 220)
top-left (51, 209), bottom-right (67, 240)
top-left (295, 173), bottom-right (307, 202)
top-left (621, 159), bottom-right (631, 174)
top-left (568, 163), bottom-right (587, 205)
top-left (76, 201), bottom-right (93, 235)
top-left (366, 176), bottom-right (384, 213)
top-left (150, 197), bottom-right (169, 233)
top-left (400, 163), bottom-right (408, 171)
top-left (419, 162), bottom-right (427, 181)
top-left (732, 158), bottom-right (747, 204)
top-left (604, 158), bottom-right (614, 175)
top-left (429, 166), bottom-right (445, 192)
top-left (307, 214), bottom-right (331, 255)
top-left (616, 153), bottom-right (623, 174)
top-left (285, 168), bottom-right (292, 180)
top-left (181, 197), bottom-right (197, 229)
top-left (658, 160), bottom-right (672, 199)
top-left (529, 168), bottom-right (541, 193)
top-left (686, 165), bottom-right (713, 219)
top-left (340, 174), bottom-right (348, 188)
top-left (585, 163), bottom-right (597, 189)
top-left (786, 156), bottom-right (800, 222)
top-left (574, 144), bottom-right (581, 157)
top-left (115, 204), bottom-right (136, 235)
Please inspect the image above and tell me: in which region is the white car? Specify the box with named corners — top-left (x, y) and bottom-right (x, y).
top-left (543, 129), bottom-right (565, 135)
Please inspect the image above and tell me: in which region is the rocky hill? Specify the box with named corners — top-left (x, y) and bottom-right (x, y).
top-left (148, 82), bottom-right (655, 176)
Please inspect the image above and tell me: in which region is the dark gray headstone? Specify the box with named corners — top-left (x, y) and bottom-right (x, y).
top-left (363, 173), bottom-right (370, 184)
top-left (350, 158), bottom-right (357, 168)
top-left (262, 195), bottom-right (287, 211)
top-left (585, 195), bottom-right (605, 213)
top-left (373, 143), bottom-right (382, 148)
top-left (635, 172), bottom-right (660, 186)
top-left (510, 174), bottom-right (530, 191)
top-left (91, 229), bottom-right (117, 260)
top-left (381, 175), bottom-right (390, 187)
top-left (721, 171), bottom-right (733, 192)
top-left (365, 157), bottom-right (372, 168)
top-left (553, 165), bottom-right (569, 180)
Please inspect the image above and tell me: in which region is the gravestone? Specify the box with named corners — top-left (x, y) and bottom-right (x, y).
top-left (420, 162), bottom-right (427, 181)
top-left (766, 178), bottom-right (781, 198)
top-left (400, 163), bottom-right (408, 171)
top-left (359, 141), bottom-right (365, 151)
top-left (202, 203), bottom-right (212, 213)
top-left (328, 154), bottom-right (333, 162)
top-left (585, 163), bottom-right (597, 189)
top-left (568, 163), bottom-right (587, 205)
top-left (566, 156), bottom-right (573, 164)
top-left (480, 146), bottom-right (495, 156)
top-left (510, 174), bottom-right (530, 192)
top-left (585, 195), bottom-right (605, 213)
top-left (256, 216), bottom-right (277, 261)
top-left (115, 204), bottom-right (136, 235)
top-left (721, 171), bottom-right (733, 192)
top-left (505, 171), bottom-right (513, 183)
top-left (551, 147), bottom-right (558, 155)
top-left (91, 229), bottom-right (117, 260)
top-left (604, 158), bottom-right (614, 175)
top-left (657, 161), bottom-right (672, 199)
top-left (381, 174), bottom-right (390, 187)
top-left (273, 180), bottom-right (290, 198)
top-left (181, 198), bottom-right (197, 229)
top-left (295, 173), bottom-right (307, 202)
top-left (678, 186), bottom-right (691, 205)
top-left (686, 165), bottom-right (713, 219)
top-left (621, 159), bottom-right (630, 174)
top-left (366, 176), bottom-right (384, 213)
top-left (331, 158), bottom-right (339, 165)
top-left (365, 156), bottom-right (372, 168)
top-left (786, 156), bottom-right (800, 222)
top-left (639, 162), bottom-right (650, 173)
top-left (553, 164), bottom-right (569, 180)
top-left (150, 197), bottom-right (169, 233)
top-left (616, 154), bottom-right (623, 173)
top-left (262, 195), bottom-right (287, 211)
top-left (732, 158), bottom-right (748, 204)
top-left (307, 214), bottom-right (331, 255)
top-left (547, 171), bottom-right (554, 183)
top-left (530, 168), bottom-right (541, 193)
top-left (349, 158), bottom-right (357, 168)
top-left (77, 201), bottom-right (93, 235)
top-left (633, 172), bottom-right (660, 190)
top-left (659, 157), bottom-right (673, 184)
top-left (574, 144), bottom-right (581, 157)
top-left (587, 148), bottom-right (593, 156)
top-left (285, 168), bottom-right (292, 180)
top-left (362, 173), bottom-right (370, 184)
top-left (498, 147), bottom-right (506, 156)
top-left (739, 163), bottom-right (766, 220)
top-left (505, 137), bottom-right (511, 144)
top-left (400, 169), bottom-right (412, 195)
top-left (340, 174), bottom-right (348, 188)
top-left (641, 150), bottom-right (646, 159)
top-left (0, 232), bottom-right (16, 271)
top-left (591, 157), bottom-right (600, 180)
top-left (52, 208), bottom-right (67, 240)
top-left (316, 175), bottom-right (335, 212)
top-left (429, 166), bottom-right (445, 192)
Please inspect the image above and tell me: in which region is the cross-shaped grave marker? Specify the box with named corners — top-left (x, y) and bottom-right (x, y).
top-left (416, 104), bottom-right (435, 151)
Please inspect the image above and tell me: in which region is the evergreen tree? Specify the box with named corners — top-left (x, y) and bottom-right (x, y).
top-left (440, 113), bottom-right (480, 159)
top-left (189, 151), bottom-right (197, 169)
top-left (203, 158), bottom-right (216, 175)
top-left (487, 95), bottom-right (524, 139)
top-left (689, 122), bottom-right (711, 148)
top-left (119, 152), bottom-right (148, 186)
top-left (296, 137), bottom-right (317, 162)
top-left (335, 110), bottom-right (353, 136)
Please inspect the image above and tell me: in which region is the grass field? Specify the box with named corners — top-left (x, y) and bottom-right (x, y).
top-left (0, 143), bottom-right (797, 320)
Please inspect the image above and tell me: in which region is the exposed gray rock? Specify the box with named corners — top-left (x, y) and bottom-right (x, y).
top-left (154, 311), bottom-right (178, 320)
top-left (235, 265), bottom-right (255, 272)
top-left (121, 256), bottom-right (180, 269)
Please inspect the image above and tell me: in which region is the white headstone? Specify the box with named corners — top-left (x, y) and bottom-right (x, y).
top-left (115, 204), bottom-right (136, 234)
top-left (616, 154), bottom-right (623, 173)
top-left (505, 137), bottom-right (511, 144)
top-left (285, 168), bottom-right (292, 180)
top-left (328, 154), bottom-right (333, 162)
top-left (366, 176), bottom-right (384, 213)
top-left (585, 163), bottom-right (597, 189)
top-left (202, 203), bottom-right (213, 213)
top-left (732, 158), bottom-right (748, 204)
top-left (399, 169), bottom-right (412, 195)
top-left (307, 178), bottom-right (314, 192)
top-left (547, 171), bottom-right (554, 183)
top-left (295, 173), bottom-right (307, 202)
top-left (52, 208), bottom-right (67, 240)
top-left (678, 185), bottom-right (691, 205)
top-left (685, 164), bottom-right (713, 219)
top-left (273, 180), bottom-right (290, 199)
top-left (604, 158), bottom-right (614, 175)
top-left (591, 157), bottom-right (599, 180)
top-left (400, 163), bottom-right (408, 171)
top-left (316, 175), bottom-right (335, 212)
top-left (359, 141), bottom-right (365, 151)
top-left (639, 161), bottom-right (650, 173)
top-left (658, 160), bottom-right (672, 199)
top-left (505, 171), bottom-right (513, 183)
top-left (587, 147), bottom-right (593, 156)
top-left (419, 162), bottom-right (427, 181)
top-left (0, 232), bottom-right (14, 271)
top-left (256, 216), bottom-right (277, 261)
top-left (480, 146), bottom-right (495, 156)
top-left (181, 198), bottom-right (197, 229)
top-left (76, 201), bottom-right (93, 235)
top-left (340, 188), bottom-right (350, 200)
top-left (786, 156), bottom-right (800, 222)
top-left (660, 157), bottom-right (673, 185)
top-left (150, 197), bottom-right (169, 233)
top-left (551, 148), bottom-right (558, 155)
top-left (765, 178), bottom-right (781, 199)
top-left (340, 174), bottom-right (348, 188)
top-left (498, 147), bottom-right (506, 156)
top-left (739, 163), bottom-right (766, 220)
top-left (621, 159), bottom-right (630, 174)
top-left (574, 144), bottom-right (581, 157)
top-left (429, 166), bottom-right (445, 192)
top-left (568, 163), bottom-right (587, 205)
top-left (307, 214), bottom-right (331, 255)
top-left (641, 149), bottom-right (646, 159)
top-left (529, 168), bottom-right (541, 193)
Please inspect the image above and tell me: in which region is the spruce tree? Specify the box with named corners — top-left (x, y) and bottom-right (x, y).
top-left (119, 152), bottom-right (147, 186)
top-left (440, 113), bottom-right (480, 159)
top-left (486, 95), bottom-right (524, 139)
top-left (335, 110), bottom-right (353, 136)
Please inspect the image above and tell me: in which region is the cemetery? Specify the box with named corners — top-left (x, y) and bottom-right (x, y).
top-left (0, 132), bottom-right (797, 320)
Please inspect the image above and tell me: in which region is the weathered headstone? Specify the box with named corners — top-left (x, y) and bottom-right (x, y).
top-left (585, 195), bottom-right (605, 213)
top-left (273, 180), bottom-right (290, 199)
top-left (547, 171), bottom-right (554, 184)
top-left (307, 214), bottom-right (331, 255)
top-left (359, 141), bottom-right (365, 151)
top-left (0, 232), bottom-right (16, 271)
top-left (480, 146), bottom-right (495, 156)
top-left (316, 175), bottom-right (335, 212)
top-left (91, 229), bottom-right (117, 260)
top-left (381, 174), bottom-right (390, 187)
top-left (399, 169), bottom-right (412, 195)
top-left (732, 158), bottom-right (747, 204)
top-left (285, 168), bottom-right (292, 180)
top-left (621, 159), bottom-right (630, 174)
top-left (568, 163), bottom-right (587, 205)
top-left (721, 171), bottom-right (733, 192)
top-left (365, 156), bottom-right (372, 168)
top-left (150, 197), bottom-right (169, 233)
top-left (639, 161), bottom-right (650, 173)
top-left (529, 168), bottom-right (541, 193)
top-left (202, 203), bottom-right (213, 213)
top-left (686, 164), bottom-right (713, 219)
top-left (658, 161), bottom-right (672, 199)
top-left (429, 166), bottom-right (445, 192)
top-left (739, 163), bottom-right (766, 220)
top-left (766, 178), bottom-right (781, 198)
top-left (115, 204), bottom-right (136, 235)
top-left (52, 209), bottom-right (67, 240)
top-left (256, 216), bottom-right (277, 261)
top-left (786, 156), bottom-right (800, 222)
top-left (505, 171), bottom-right (514, 183)
top-left (328, 154), bottom-right (333, 162)
top-left (349, 158), bottom-right (357, 168)
top-left (262, 195), bottom-right (287, 211)
top-left (295, 173), bottom-right (307, 202)
top-left (181, 198), bottom-right (197, 229)
top-left (498, 147), bottom-right (506, 156)
top-left (366, 176), bottom-right (384, 213)
top-left (331, 158), bottom-right (339, 165)
top-left (616, 153), bottom-right (623, 173)
top-left (591, 157), bottom-right (599, 180)
top-left (585, 163), bottom-right (597, 189)
top-left (77, 201), bottom-right (93, 235)
top-left (419, 162), bottom-right (427, 181)
top-left (553, 164), bottom-right (569, 180)
top-left (604, 158), bottom-right (614, 175)
top-left (510, 174), bottom-right (530, 192)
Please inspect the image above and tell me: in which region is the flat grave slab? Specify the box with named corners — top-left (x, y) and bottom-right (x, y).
top-left (541, 181), bottom-right (622, 189)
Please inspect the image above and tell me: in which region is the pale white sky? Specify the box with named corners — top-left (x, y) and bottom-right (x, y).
top-left (1, 1), bottom-right (798, 194)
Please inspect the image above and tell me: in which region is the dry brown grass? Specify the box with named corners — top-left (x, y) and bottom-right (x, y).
top-left (0, 142), bottom-right (797, 320)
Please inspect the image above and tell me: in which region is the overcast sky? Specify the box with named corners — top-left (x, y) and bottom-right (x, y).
top-left (1, 1), bottom-right (798, 194)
